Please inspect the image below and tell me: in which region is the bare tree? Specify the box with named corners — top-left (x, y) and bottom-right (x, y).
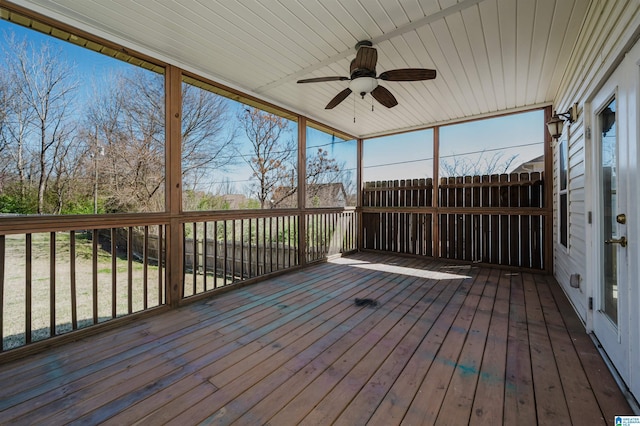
top-left (0, 68), bottom-right (13, 182)
top-left (2, 33), bottom-right (79, 213)
top-left (239, 108), bottom-right (295, 208)
top-left (440, 150), bottom-right (519, 177)
top-left (50, 131), bottom-right (86, 213)
top-left (303, 147), bottom-right (342, 207)
top-left (181, 82), bottom-right (237, 190)
top-left (306, 148), bottom-right (341, 185)
top-left (80, 70), bottom-right (164, 212)
top-left (0, 71), bottom-right (7, 148)
top-left (84, 70), bottom-right (238, 213)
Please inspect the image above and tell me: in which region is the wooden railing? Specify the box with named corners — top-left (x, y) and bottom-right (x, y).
top-left (306, 210), bottom-right (357, 262)
top-left (0, 208), bottom-right (357, 353)
top-left (0, 220), bottom-right (166, 352)
top-left (361, 172), bottom-right (548, 270)
top-left (181, 208), bottom-right (358, 299)
top-left (182, 213), bottom-right (300, 298)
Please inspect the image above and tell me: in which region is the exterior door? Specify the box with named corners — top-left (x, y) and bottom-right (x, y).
top-left (589, 44), bottom-right (639, 396)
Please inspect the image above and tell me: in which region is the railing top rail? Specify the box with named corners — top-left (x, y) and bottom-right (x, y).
top-left (179, 207), bottom-right (356, 223)
top-left (0, 207), bottom-right (358, 236)
top-left (0, 213), bottom-right (171, 235)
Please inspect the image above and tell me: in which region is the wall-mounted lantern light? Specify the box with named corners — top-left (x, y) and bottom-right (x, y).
top-left (547, 103), bottom-right (578, 140)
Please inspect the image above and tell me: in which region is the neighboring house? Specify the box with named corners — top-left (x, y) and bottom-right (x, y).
top-left (511, 154), bottom-right (545, 174)
top-left (221, 194), bottom-right (247, 210)
top-left (306, 183), bottom-right (347, 208)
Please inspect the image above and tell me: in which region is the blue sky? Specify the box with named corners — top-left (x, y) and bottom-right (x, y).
top-left (363, 109), bottom-right (544, 181)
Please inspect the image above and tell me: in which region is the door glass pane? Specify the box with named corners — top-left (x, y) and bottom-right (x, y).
top-left (600, 98), bottom-right (618, 324)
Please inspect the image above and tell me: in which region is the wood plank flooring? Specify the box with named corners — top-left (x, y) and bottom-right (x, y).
top-left (0, 252), bottom-right (632, 425)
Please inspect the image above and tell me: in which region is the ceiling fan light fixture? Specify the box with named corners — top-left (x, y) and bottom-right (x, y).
top-left (349, 77), bottom-right (378, 98)
top-left (297, 42), bottom-right (436, 109)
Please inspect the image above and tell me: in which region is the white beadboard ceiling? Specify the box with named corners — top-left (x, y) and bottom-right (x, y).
top-left (12, 0), bottom-right (590, 138)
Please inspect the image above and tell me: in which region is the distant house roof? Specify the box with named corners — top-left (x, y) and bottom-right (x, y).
top-left (274, 183), bottom-right (348, 208)
top-left (511, 154), bottom-right (545, 174)
top-left (222, 194), bottom-right (247, 209)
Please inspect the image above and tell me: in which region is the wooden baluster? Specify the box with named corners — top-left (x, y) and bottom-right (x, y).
top-left (143, 226), bottom-right (149, 309)
top-left (26, 234), bottom-right (32, 344)
top-left (111, 228), bottom-right (117, 319)
top-left (0, 236), bottom-right (4, 347)
top-left (128, 227), bottom-right (133, 314)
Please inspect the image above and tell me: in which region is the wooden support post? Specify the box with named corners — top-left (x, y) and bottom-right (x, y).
top-left (433, 126), bottom-right (440, 258)
top-left (357, 137), bottom-right (363, 251)
top-left (297, 117), bottom-right (307, 266)
top-left (543, 105), bottom-right (554, 273)
top-left (0, 235), bottom-right (5, 345)
top-left (165, 65), bottom-right (183, 307)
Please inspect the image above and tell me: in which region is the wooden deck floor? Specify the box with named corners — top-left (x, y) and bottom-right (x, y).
top-left (0, 252), bottom-right (632, 425)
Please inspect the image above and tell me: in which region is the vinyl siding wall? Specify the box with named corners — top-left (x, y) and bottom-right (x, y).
top-left (552, 0), bottom-right (640, 322)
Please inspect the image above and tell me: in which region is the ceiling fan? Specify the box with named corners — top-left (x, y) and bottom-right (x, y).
top-left (297, 40), bottom-right (436, 109)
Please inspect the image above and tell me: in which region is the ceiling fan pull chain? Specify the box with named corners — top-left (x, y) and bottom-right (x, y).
top-left (371, 95), bottom-right (374, 112)
top-left (353, 94), bottom-right (356, 123)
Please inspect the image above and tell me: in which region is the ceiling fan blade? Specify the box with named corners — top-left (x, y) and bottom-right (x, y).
top-left (325, 88), bottom-right (352, 109)
top-left (297, 76), bottom-right (349, 83)
top-left (378, 68), bottom-right (437, 81)
top-left (371, 86), bottom-right (398, 108)
top-left (353, 46), bottom-right (377, 71)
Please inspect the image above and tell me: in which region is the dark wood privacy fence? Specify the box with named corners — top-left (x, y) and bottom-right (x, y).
top-left (362, 172), bottom-right (548, 270)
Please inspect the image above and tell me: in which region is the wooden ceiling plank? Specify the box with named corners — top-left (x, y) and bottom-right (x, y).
top-left (497, 0), bottom-right (518, 108)
top-left (378, 0), bottom-right (411, 31)
top-left (399, 31), bottom-right (454, 119)
top-left (478, 0), bottom-right (507, 110)
top-left (462, 4), bottom-right (498, 113)
top-left (514, 0), bottom-right (535, 107)
top-left (398, 0), bottom-right (425, 23)
top-left (276, 1), bottom-right (350, 56)
top-left (446, 9), bottom-right (490, 113)
top-left (533, 0), bottom-right (573, 104)
top-left (430, 18), bottom-right (479, 115)
top-left (384, 35), bottom-right (441, 122)
top-left (414, 24), bottom-right (468, 119)
top-left (548, 0), bottom-right (596, 103)
top-left (250, 0), bottom-right (337, 59)
top-left (220, 0), bottom-right (322, 66)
